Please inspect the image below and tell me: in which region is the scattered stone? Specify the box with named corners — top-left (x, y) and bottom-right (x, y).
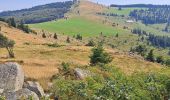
top-left (74, 68), bottom-right (92, 80)
top-left (0, 89), bottom-right (4, 94)
top-left (4, 88), bottom-right (39, 100)
top-left (23, 81), bottom-right (45, 98)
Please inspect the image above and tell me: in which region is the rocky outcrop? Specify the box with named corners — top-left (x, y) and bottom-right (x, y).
top-left (23, 81), bottom-right (45, 98)
top-left (0, 62), bottom-right (44, 99)
top-left (0, 62), bottom-right (24, 92)
top-left (74, 68), bottom-right (92, 80)
top-left (4, 88), bottom-right (39, 100)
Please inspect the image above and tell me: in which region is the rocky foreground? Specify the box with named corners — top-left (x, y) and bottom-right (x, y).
top-left (0, 62), bottom-right (45, 100)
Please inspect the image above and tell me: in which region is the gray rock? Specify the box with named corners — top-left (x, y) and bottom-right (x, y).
top-left (0, 62), bottom-right (24, 92)
top-left (0, 89), bottom-right (4, 94)
top-left (74, 68), bottom-right (92, 80)
top-left (23, 81), bottom-right (45, 98)
top-left (4, 88), bottom-right (39, 100)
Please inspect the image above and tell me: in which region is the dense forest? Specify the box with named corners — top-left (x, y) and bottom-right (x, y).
top-left (0, 1), bottom-right (73, 24)
top-left (129, 6), bottom-right (170, 25)
top-left (131, 28), bottom-right (170, 48)
top-left (148, 34), bottom-right (170, 48)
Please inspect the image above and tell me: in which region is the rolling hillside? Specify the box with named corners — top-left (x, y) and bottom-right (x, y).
top-left (0, 0), bottom-right (169, 99)
top-left (29, 0), bottom-right (127, 36)
top-left (0, 1), bottom-right (73, 24)
top-left (0, 20), bottom-right (169, 90)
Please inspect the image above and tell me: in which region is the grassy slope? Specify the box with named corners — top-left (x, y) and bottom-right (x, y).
top-left (30, 17), bottom-right (125, 36)
top-left (107, 7), bottom-right (145, 16)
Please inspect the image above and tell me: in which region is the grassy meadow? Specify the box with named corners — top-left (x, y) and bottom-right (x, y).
top-left (106, 7), bottom-right (146, 16)
top-left (29, 17), bottom-right (125, 36)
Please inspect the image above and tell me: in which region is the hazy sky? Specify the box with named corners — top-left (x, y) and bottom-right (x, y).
top-left (0, 0), bottom-right (170, 12)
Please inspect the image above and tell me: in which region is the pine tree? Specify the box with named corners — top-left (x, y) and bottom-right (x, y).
top-left (42, 33), bottom-right (46, 38)
top-left (7, 18), bottom-right (16, 27)
top-left (156, 56), bottom-right (164, 64)
top-left (90, 44), bottom-right (112, 65)
top-left (115, 33), bottom-right (119, 37)
top-left (54, 33), bottom-right (58, 39)
top-left (146, 49), bottom-right (155, 62)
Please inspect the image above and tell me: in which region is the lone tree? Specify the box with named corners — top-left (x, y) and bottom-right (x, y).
top-left (0, 33), bottom-right (15, 58)
top-left (42, 33), bottom-right (46, 38)
top-left (54, 33), bottom-right (58, 39)
top-left (90, 44), bottom-right (112, 65)
top-left (146, 49), bottom-right (155, 62)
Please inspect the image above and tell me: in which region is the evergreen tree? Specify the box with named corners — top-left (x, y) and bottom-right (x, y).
top-left (42, 33), bottom-right (46, 38)
top-left (76, 34), bottom-right (82, 40)
top-left (156, 56), bottom-right (164, 64)
top-left (7, 18), bottom-right (16, 27)
top-left (54, 33), bottom-right (58, 39)
top-left (90, 44), bottom-right (112, 65)
top-left (133, 45), bottom-right (147, 56)
top-left (115, 33), bottom-right (119, 38)
top-left (146, 49), bottom-right (155, 62)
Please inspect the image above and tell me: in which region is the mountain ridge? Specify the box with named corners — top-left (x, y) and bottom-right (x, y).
top-left (0, 1), bottom-right (73, 24)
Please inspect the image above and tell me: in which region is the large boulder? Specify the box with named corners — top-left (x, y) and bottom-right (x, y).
top-left (23, 81), bottom-right (45, 98)
top-left (74, 68), bottom-right (92, 80)
top-left (0, 62), bottom-right (24, 92)
top-left (4, 88), bottom-right (39, 100)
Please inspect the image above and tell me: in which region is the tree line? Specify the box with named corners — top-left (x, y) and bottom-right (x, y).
top-left (110, 4), bottom-right (170, 8)
top-left (0, 17), bottom-right (34, 34)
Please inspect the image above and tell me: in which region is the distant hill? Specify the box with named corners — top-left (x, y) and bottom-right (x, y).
top-left (0, 1), bottom-right (73, 24)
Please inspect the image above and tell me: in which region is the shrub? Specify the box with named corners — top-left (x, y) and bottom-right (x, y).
top-left (86, 40), bottom-right (95, 47)
top-left (76, 34), bottom-right (82, 40)
top-left (61, 62), bottom-right (70, 72)
top-left (47, 43), bottom-right (60, 48)
top-left (66, 37), bottom-right (70, 43)
top-left (42, 33), bottom-right (46, 38)
top-left (131, 45), bottom-right (147, 56)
